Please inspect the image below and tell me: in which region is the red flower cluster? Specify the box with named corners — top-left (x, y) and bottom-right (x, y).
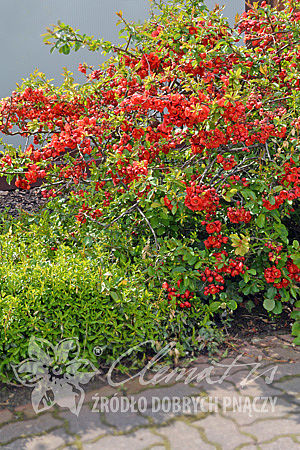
top-left (204, 234), bottom-right (228, 249)
top-left (188, 26), bottom-right (198, 35)
top-left (263, 189), bottom-right (299, 211)
top-left (227, 207), bottom-right (252, 224)
top-left (1, 154), bottom-right (12, 167)
top-left (275, 262), bottom-right (300, 289)
top-left (185, 183), bottom-right (219, 214)
top-left (164, 196), bottom-right (178, 212)
top-left (217, 154), bottom-right (237, 170)
top-left (199, 256), bottom-right (247, 296)
top-left (162, 281), bottom-right (193, 308)
top-left (287, 262), bottom-right (300, 283)
top-left (264, 266), bottom-right (282, 283)
top-left (205, 220), bottom-right (222, 234)
top-left (75, 202), bottom-right (103, 223)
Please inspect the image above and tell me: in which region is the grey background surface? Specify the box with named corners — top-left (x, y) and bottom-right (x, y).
top-left (0, 0), bottom-right (243, 147)
top-left (1, 0), bottom-right (243, 96)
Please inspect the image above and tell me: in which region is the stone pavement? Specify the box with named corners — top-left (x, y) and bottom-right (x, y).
top-left (0, 334), bottom-right (299, 449)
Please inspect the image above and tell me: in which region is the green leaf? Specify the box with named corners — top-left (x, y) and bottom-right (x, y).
top-left (243, 272), bottom-right (250, 283)
top-left (230, 234), bottom-right (250, 256)
top-left (256, 213), bottom-right (265, 228)
top-left (274, 223), bottom-right (288, 239)
top-left (148, 266), bottom-right (155, 276)
top-left (242, 189), bottom-right (256, 201)
top-left (110, 291), bottom-right (120, 302)
top-left (223, 188), bottom-right (237, 202)
top-left (248, 269), bottom-right (257, 275)
top-left (293, 335), bottom-right (300, 345)
top-left (61, 44), bottom-right (70, 55)
top-left (266, 286), bottom-right (276, 298)
top-left (74, 41), bottom-right (82, 52)
top-left (291, 321), bottom-right (300, 336)
top-left (263, 298), bottom-right (275, 311)
top-left (227, 300), bottom-right (237, 310)
top-left (272, 300), bottom-right (282, 315)
top-left (290, 253), bottom-right (300, 267)
top-left (172, 266), bottom-right (186, 274)
top-left (291, 310), bottom-right (300, 320)
top-left (210, 302), bottom-right (221, 312)
top-left (269, 196), bottom-right (276, 205)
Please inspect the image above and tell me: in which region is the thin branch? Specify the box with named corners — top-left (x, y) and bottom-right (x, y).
top-left (137, 206), bottom-right (160, 251)
top-left (103, 202), bottom-right (139, 230)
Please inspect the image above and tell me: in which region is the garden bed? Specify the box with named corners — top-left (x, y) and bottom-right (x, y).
top-left (0, 188), bottom-right (46, 218)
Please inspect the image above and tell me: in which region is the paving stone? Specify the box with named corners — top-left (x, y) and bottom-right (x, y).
top-left (193, 415), bottom-right (254, 449)
top-left (142, 407), bottom-right (190, 424)
top-left (187, 361), bottom-right (246, 391)
top-left (104, 411), bottom-right (148, 430)
top-left (263, 346), bottom-right (300, 362)
top-left (141, 363), bottom-right (221, 387)
top-left (273, 377), bottom-right (300, 396)
top-left (224, 398), bottom-right (300, 425)
top-left (82, 429), bottom-right (162, 449)
top-left (0, 428), bottom-right (72, 449)
top-left (269, 363), bottom-right (300, 381)
top-left (277, 334), bottom-right (297, 344)
top-left (13, 404), bottom-right (37, 419)
top-left (238, 446), bottom-right (258, 449)
top-left (251, 337), bottom-right (281, 347)
top-left (132, 383), bottom-right (201, 409)
top-left (200, 381), bottom-right (239, 399)
top-left (189, 361), bottom-right (253, 386)
top-left (230, 345), bottom-right (266, 361)
top-left (236, 377), bottom-right (283, 398)
top-left (58, 404), bottom-right (111, 440)
top-left (2, 336), bottom-right (300, 449)
top-left (215, 369), bottom-right (261, 390)
top-left (0, 413), bottom-right (62, 444)
top-left (260, 437), bottom-right (300, 449)
top-left (117, 377), bottom-right (169, 395)
top-left (159, 420), bottom-right (214, 449)
top-left (84, 385), bottom-right (117, 404)
top-left (141, 395), bottom-right (209, 424)
top-left (241, 418), bottom-right (300, 441)
top-left (0, 409), bottom-right (13, 425)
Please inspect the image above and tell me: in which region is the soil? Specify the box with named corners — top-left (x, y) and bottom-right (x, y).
top-left (0, 188), bottom-right (46, 218)
top-left (226, 303), bottom-right (292, 339)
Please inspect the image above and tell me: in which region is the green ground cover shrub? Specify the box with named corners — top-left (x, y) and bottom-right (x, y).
top-left (0, 211), bottom-right (223, 381)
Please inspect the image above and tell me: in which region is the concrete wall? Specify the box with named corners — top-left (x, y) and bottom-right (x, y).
top-left (0, 1), bottom-right (244, 97)
top-left (0, 0), bottom-right (244, 148)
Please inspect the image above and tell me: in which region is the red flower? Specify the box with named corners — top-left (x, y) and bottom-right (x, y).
top-left (264, 266), bottom-right (282, 283)
top-left (206, 221), bottom-right (222, 234)
top-left (189, 26), bottom-right (198, 35)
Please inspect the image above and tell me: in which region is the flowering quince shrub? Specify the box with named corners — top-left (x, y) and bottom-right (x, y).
top-left (0, 0), bottom-right (300, 350)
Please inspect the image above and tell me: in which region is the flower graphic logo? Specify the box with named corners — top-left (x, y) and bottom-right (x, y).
top-left (12, 336), bottom-right (99, 416)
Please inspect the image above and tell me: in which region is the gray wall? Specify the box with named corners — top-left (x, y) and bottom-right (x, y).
top-left (1, 0), bottom-right (243, 96)
top-left (0, 0), bottom-right (243, 148)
